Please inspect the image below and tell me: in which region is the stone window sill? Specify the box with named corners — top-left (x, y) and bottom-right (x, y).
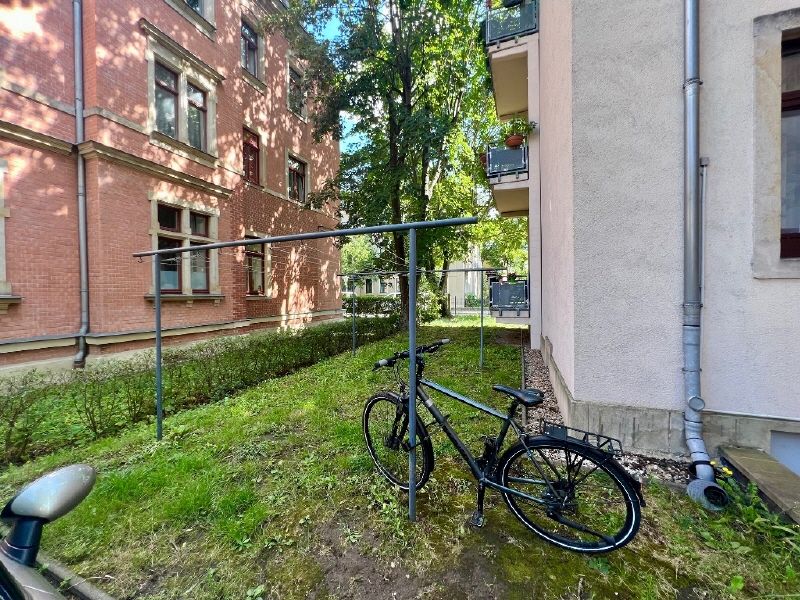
top-left (242, 69), bottom-right (267, 93)
top-left (0, 295), bottom-right (22, 315)
top-left (162, 0), bottom-right (215, 39)
top-left (150, 131), bottom-right (217, 168)
top-left (245, 294), bottom-right (274, 301)
top-left (145, 293), bottom-right (224, 306)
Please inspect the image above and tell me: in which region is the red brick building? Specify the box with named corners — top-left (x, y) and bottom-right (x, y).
top-left (0, 0), bottom-right (342, 367)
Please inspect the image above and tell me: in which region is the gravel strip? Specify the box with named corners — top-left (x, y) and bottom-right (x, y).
top-left (522, 347), bottom-right (690, 485)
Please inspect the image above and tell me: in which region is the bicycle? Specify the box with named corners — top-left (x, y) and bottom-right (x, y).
top-left (363, 339), bottom-right (645, 553)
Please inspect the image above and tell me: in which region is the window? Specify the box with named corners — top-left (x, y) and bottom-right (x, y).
top-left (365, 278), bottom-right (373, 294)
top-left (241, 21), bottom-right (258, 77)
top-left (190, 211), bottom-right (209, 237)
top-left (380, 279), bottom-right (389, 294)
top-left (243, 129), bottom-right (260, 185)
top-left (155, 62), bottom-right (178, 138)
top-left (190, 242), bottom-right (209, 292)
top-left (186, 82), bottom-right (206, 151)
top-left (245, 240), bottom-right (267, 295)
top-left (783, 40), bottom-right (800, 259)
top-left (288, 156), bottom-right (306, 202)
top-left (158, 204), bottom-right (180, 231)
top-left (153, 201), bottom-right (218, 295)
top-left (158, 237), bottom-right (182, 293)
top-left (288, 67), bottom-right (306, 116)
top-left (186, 0), bottom-right (202, 14)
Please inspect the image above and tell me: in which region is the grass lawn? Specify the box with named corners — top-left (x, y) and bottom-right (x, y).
top-left (0, 323), bottom-right (798, 599)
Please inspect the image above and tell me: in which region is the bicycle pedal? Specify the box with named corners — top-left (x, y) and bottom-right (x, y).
top-left (468, 510), bottom-right (486, 528)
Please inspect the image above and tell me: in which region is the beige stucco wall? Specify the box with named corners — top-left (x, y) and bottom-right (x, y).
top-left (537, 0), bottom-right (800, 439)
top-left (538, 0), bottom-right (575, 393)
top-left (569, 0), bottom-right (684, 411)
top-left (700, 1), bottom-right (800, 421)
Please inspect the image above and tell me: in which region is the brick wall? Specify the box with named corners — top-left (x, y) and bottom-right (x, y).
top-left (0, 0), bottom-right (341, 366)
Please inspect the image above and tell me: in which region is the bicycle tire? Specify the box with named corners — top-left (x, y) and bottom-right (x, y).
top-left (497, 436), bottom-right (641, 553)
top-left (363, 391), bottom-right (434, 491)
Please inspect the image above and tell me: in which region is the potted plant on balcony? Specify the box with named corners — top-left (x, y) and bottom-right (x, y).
top-left (501, 117), bottom-right (536, 148)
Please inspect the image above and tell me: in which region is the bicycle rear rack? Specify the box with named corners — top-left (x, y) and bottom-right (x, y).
top-left (540, 420), bottom-right (624, 456)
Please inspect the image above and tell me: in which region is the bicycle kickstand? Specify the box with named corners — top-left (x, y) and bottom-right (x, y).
top-left (469, 482), bottom-right (486, 528)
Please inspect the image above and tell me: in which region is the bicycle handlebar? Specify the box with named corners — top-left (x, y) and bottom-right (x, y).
top-left (372, 339), bottom-right (450, 371)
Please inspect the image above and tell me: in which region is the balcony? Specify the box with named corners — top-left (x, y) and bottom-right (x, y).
top-left (490, 280), bottom-right (529, 323)
top-left (484, 1), bottom-right (538, 119)
top-left (485, 1), bottom-right (538, 45)
top-left (486, 145), bottom-right (529, 217)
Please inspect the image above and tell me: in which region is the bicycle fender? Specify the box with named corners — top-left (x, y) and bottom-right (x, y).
top-left (508, 435), bottom-right (646, 508)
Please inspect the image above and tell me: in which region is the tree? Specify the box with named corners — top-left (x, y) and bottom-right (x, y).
top-left (264, 0), bottom-right (492, 319)
top-left (339, 236), bottom-right (379, 275)
top-left (475, 216), bottom-right (529, 275)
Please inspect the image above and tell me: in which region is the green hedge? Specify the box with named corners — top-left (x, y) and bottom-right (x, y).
top-left (343, 288), bottom-right (442, 323)
top-left (342, 294), bottom-right (401, 316)
top-left (0, 317), bottom-right (401, 465)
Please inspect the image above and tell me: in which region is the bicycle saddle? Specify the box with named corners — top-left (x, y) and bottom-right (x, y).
top-left (492, 385), bottom-right (544, 407)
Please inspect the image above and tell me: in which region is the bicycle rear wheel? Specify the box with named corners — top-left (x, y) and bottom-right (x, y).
top-left (363, 392), bottom-right (434, 491)
top-left (497, 437), bottom-right (641, 553)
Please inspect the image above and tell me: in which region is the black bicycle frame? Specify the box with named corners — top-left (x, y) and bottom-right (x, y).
top-left (415, 379), bottom-right (550, 505)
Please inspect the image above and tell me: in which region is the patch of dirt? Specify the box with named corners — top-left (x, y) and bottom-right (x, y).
top-left (522, 348), bottom-right (691, 485)
top-left (491, 328), bottom-right (526, 346)
top-left (310, 523), bottom-right (431, 600)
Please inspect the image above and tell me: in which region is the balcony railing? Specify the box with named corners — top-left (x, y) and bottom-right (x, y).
top-left (485, 0), bottom-right (539, 45)
top-left (486, 145), bottom-right (528, 178)
top-left (490, 280), bottom-right (529, 316)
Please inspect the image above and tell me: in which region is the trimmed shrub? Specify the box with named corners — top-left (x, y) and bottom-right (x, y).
top-left (342, 295), bottom-right (401, 316)
top-left (0, 317), bottom-right (401, 464)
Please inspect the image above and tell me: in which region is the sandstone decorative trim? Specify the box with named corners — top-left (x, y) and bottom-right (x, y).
top-left (83, 107), bottom-right (146, 134)
top-left (0, 68), bottom-right (76, 116)
top-left (0, 295), bottom-right (21, 314)
top-left (77, 140), bottom-right (232, 198)
top-left (0, 119), bottom-right (74, 156)
top-left (139, 19), bottom-right (224, 84)
top-left (162, 0), bottom-right (216, 39)
top-left (149, 131), bottom-right (217, 167)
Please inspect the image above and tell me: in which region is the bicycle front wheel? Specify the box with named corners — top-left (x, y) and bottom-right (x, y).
top-left (498, 437), bottom-right (641, 553)
top-left (363, 392), bottom-right (434, 491)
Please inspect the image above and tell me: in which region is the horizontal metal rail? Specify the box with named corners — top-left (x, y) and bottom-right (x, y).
top-left (133, 217), bottom-right (478, 257)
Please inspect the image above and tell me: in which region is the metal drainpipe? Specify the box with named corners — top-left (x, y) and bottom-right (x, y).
top-left (72, 0), bottom-right (90, 368)
top-left (683, 0), bottom-right (728, 509)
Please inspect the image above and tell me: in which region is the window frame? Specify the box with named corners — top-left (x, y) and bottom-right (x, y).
top-left (151, 198), bottom-right (220, 297)
top-left (154, 62), bottom-right (179, 139)
top-left (243, 128), bottom-right (260, 185)
top-left (245, 240), bottom-right (267, 296)
top-left (144, 27), bottom-right (221, 161)
top-left (186, 81), bottom-right (207, 152)
top-left (288, 66), bottom-right (306, 118)
top-left (157, 236), bottom-right (183, 294)
top-left (287, 155), bottom-right (307, 203)
top-left (241, 21), bottom-right (259, 78)
top-left (781, 41), bottom-right (800, 259)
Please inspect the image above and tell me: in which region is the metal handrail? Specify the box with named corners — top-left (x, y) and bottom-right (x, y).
top-left (485, 0), bottom-right (539, 45)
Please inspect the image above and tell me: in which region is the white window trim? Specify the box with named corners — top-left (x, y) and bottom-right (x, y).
top-left (286, 150), bottom-right (310, 205)
top-left (244, 229), bottom-right (273, 299)
top-left (286, 53), bottom-right (308, 120)
top-left (162, 0), bottom-right (216, 39)
top-left (148, 192), bottom-right (221, 297)
top-left (143, 24), bottom-right (220, 160)
top-left (753, 8), bottom-right (800, 278)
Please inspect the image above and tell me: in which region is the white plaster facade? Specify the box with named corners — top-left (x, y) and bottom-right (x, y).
top-left (487, 0), bottom-right (800, 465)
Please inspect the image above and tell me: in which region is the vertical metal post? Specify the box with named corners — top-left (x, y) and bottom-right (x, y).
top-left (479, 277), bottom-right (485, 369)
top-left (153, 256), bottom-right (163, 441)
top-left (352, 292), bottom-right (357, 355)
top-left (407, 228), bottom-right (418, 521)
